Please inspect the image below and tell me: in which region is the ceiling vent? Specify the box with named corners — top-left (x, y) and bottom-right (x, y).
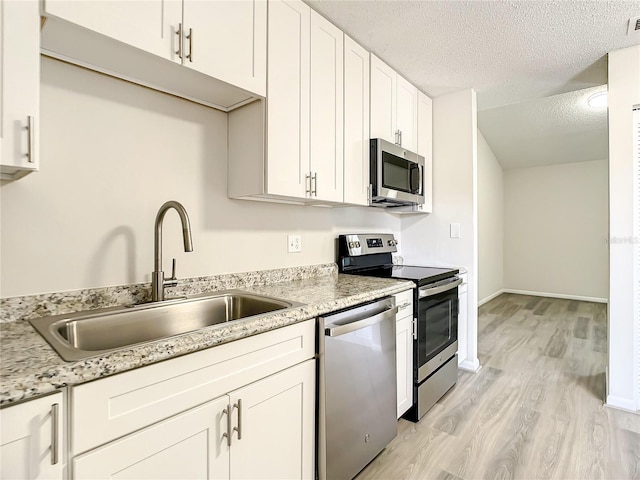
top-left (629, 16), bottom-right (640, 35)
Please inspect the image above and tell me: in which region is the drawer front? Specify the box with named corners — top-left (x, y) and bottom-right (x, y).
top-left (394, 289), bottom-right (414, 319)
top-left (72, 319), bottom-right (315, 454)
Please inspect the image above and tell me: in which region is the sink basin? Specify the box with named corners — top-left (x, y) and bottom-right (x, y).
top-left (29, 290), bottom-right (304, 361)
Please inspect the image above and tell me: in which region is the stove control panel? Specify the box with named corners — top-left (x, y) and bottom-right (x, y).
top-left (339, 233), bottom-right (398, 257)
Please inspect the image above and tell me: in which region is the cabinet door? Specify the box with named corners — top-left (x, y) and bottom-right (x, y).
top-left (370, 54), bottom-right (396, 144)
top-left (396, 74), bottom-right (418, 152)
top-left (183, 0), bottom-right (266, 96)
top-left (0, 392), bottom-right (65, 480)
top-left (457, 277), bottom-right (468, 367)
top-left (266, 0), bottom-right (310, 199)
top-left (343, 35), bottom-right (370, 206)
top-left (229, 360), bottom-right (315, 480)
top-left (73, 396), bottom-right (230, 480)
top-left (417, 91), bottom-right (433, 212)
top-left (0, 0), bottom-right (39, 178)
top-left (396, 315), bottom-right (413, 418)
top-left (309, 11), bottom-right (343, 203)
top-left (43, 0), bottom-right (182, 63)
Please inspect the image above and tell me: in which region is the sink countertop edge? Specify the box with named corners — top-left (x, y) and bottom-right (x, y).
top-left (0, 275), bottom-right (414, 406)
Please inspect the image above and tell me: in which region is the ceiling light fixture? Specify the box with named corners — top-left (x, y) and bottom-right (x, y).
top-left (587, 91), bottom-right (608, 108)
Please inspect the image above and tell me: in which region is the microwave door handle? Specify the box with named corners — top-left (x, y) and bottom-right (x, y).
top-left (410, 164), bottom-right (422, 194)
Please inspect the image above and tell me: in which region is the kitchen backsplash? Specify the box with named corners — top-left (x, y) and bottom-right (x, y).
top-left (0, 263), bottom-right (337, 324)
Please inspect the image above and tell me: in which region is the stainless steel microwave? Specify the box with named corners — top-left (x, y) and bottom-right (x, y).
top-left (369, 138), bottom-right (425, 207)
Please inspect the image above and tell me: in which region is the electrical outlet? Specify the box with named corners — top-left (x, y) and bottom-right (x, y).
top-left (287, 234), bottom-right (302, 253)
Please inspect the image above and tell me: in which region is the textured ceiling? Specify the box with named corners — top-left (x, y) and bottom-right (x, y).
top-left (478, 85), bottom-right (609, 169)
top-left (306, 0), bottom-right (639, 168)
top-left (305, 0), bottom-right (640, 111)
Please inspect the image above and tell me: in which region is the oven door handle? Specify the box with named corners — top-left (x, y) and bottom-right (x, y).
top-left (418, 277), bottom-right (462, 298)
top-left (325, 306), bottom-right (398, 337)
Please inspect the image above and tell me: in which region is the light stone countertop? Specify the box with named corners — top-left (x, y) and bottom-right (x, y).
top-left (0, 273), bottom-right (413, 406)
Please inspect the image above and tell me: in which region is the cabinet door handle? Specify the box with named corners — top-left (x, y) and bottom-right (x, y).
top-left (305, 174), bottom-right (311, 196)
top-left (50, 403), bottom-right (59, 465)
top-left (398, 130), bottom-right (403, 146)
top-left (233, 399), bottom-right (242, 440)
top-left (186, 28), bottom-right (193, 62)
top-left (312, 173), bottom-right (318, 197)
top-left (175, 23), bottom-right (183, 60)
top-left (222, 404), bottom-right (232, 446)
top-left (395, 129), bottom-right (401, 145)
top-left (27, 116), bottom-right (35, 163)
top-left (412, 318), bottom-right (417, 340)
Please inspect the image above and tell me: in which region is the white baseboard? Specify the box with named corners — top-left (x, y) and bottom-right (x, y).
top-left (502, 289), bottom-right (608, 304)
top-left (605, 395), bottom-right (638, 413)
top-left (478, 289), bottom-right (505, 306)
top-left (458, 358), bottom-right (481, 372)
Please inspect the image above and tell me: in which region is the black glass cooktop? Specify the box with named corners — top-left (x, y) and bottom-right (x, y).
top-left (357, 265), bottom-right (459, 286)
top-left (389, 265), bottom-right (458, 286)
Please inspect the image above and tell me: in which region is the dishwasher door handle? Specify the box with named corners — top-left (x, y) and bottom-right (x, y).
top-left (325, 306), bottom-right (398, 337)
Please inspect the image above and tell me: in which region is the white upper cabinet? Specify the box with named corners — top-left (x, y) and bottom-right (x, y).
top-left (396, 75), bottom-right (418, 152)
top-left (43, 0), bottom-right (183, 63)
top-left (343, 35), bottom-right (370, 206)
top-left (370, 54), bottom-right (418, 151)
top-left (370, 54), bottom-right (397, 144)
top-left (41, 0), bottom-right (266, 109)
top-left (265, 0), bottom-right (311, 199)
top-left (310, 10), bottom-right (344, 203)
top-left (0, 392), bottom-right (65, 480)
top-left (417, 90), bottom-right (433, 212)
top-left (182, 0), bottom-right (267, 96)
top-left (0, 0), bottom-right (40, 180)
top-left (229, 0), bottom-right (345, 205)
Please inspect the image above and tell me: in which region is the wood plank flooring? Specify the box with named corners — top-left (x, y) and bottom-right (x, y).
top-left (356, 294), bottom-right (640, 480)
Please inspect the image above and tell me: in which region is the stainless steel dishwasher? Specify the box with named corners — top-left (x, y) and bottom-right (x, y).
top-left (317, 296), bottom-right (398, 480)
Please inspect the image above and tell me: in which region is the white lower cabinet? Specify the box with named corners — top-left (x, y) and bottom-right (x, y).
top-left (0, 392), bottom-right (65, 480)
top-left (394, 290), bottom-right (414, 418)
top-left (69, 319), bottom-right (316, 480)
top-left (73, 396), bottom-right (230, 480)
top-left (228, 360), bottom-right (315, 480)
top-left (73, 360), bottom-right (315, 480)
top-left (457, 272), bottom-right (468, 367)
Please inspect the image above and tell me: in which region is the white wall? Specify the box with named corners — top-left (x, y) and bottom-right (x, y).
top-left (607, 45), bottom-right (640, 412)
top-left (401, 88), bottom-right (479, 372)
top-left (0, 58), bottom-right (400, 297)
top-left (477, 131), bottom-right (503, 304)
top-left (503, 160), bottom-right (609, 301)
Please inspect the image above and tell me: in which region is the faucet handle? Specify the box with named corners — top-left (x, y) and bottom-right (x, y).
top-left (163, 258), bottom-right (178, 288)
top-left (170, 258), bottom-right (177, 281)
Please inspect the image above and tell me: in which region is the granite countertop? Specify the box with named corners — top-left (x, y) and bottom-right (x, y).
top-left (0, 273), bottom-right (413, 405)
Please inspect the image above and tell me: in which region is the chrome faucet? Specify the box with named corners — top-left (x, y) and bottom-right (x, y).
top-left (151, 201), bottom-right (194, 302)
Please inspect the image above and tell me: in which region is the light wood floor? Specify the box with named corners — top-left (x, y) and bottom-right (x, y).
top-left (356, 294), bottom-right (640, 480)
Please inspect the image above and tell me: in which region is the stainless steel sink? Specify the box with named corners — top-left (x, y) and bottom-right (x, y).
top-left (29, 290), bottom-right (304, 361)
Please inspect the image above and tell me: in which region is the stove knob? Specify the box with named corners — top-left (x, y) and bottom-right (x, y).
top-left (389, 239), bottom-right (398, 246)
top-left (349, 242), bottom-right (356, 248)
top-left (355, 241), bottom-right (361, 248)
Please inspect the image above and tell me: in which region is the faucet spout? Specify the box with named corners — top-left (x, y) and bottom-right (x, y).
top-left (152, 201), bottom-right (193, 302)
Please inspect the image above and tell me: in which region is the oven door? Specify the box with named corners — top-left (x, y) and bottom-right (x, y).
top-left (415, 277), bottom-right (462, 382)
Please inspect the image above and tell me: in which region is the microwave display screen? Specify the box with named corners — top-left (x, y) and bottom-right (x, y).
top-left (382, 152), bottom-right (411, 193)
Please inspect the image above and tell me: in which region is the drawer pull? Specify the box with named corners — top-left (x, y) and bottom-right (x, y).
top-left (50, 403), bottom-right (59, 465)
top-left (175, 23), bottom-right (183, 60)
top-left (222, 404), bottom-right (232, 446)
top-left (233, 399), bottom-right (242, 440)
